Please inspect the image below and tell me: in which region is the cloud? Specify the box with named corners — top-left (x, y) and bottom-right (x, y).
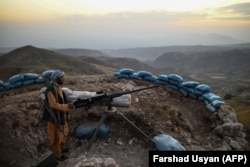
top-left (207, 2), bottom-right (250, 21)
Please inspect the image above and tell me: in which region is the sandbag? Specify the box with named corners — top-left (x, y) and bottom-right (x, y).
top-left (196, 84), bottom-right (211, 92)
top-left (62, 87), bottom-right (73, 99)
top-left (137, 71), bottom-right (152, 77)
top-left (182, 81), bottom-right (199, 89)
top-left (111, 94), bottom-right (131, 107)
top-left (168, 74), bottom-right (183, 83)
top-left (119, 68), bottom-right (134, 75)
top-left (35, 77), bottom-right (46, 84)
top-left (129, 73), bottom-right (142, 80)
top-left (179, 88), bottom-right (189, 96)
top-left (75, 125), bottom-right (96, 140)
top-left (114, 72), bottom-right (130, 79)
top-left (23, 79), bottom-right (35, 86)
top-left (157, 74), bottom-right (169, 82)
top-left (142, 75), bottom-right (157, 82)
top-left (202, 92), bottom-right (222, 103)
top-left (4, 82), bottom-right (23, 90)
top-left (68, 91), bottom-right (98, 101)
top-left (42, 70), bottom-right (55, 79)
top-left (98, 123), bottom-right (110, 139)
top-left (0, 80), bottom-right (4, 87)
top-left (153, 134), bottom-right (186, 151)
top-left (9, 73), bottom-right (24, 84)
top-left (24, 73), bottom-right (39, 80)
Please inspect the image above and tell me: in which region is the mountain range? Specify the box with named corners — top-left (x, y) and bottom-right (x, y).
top-left (0, 43), bottom-right (250, 81)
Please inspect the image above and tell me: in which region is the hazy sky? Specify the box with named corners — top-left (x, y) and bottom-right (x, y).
top-left (1, 0), bottom-right (250, 49)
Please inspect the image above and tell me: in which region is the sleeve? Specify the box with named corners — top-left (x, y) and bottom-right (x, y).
top-left (47, 91), bottom-right (68, 113)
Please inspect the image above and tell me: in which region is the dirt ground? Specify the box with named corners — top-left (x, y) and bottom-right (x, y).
top-left (0, 75), bottom-right (249, 167)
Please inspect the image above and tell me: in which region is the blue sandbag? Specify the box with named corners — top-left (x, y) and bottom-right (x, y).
top-left (202, 92), bottom-right (222, 103)
top-left (42, 70), bottom-right (55, 79)
top-left (157, 75), bottom-right (169, 82)
top-left (195, 84), bottom-right (211, 94)
top-left (182, 81), bottom-right (199, 89)
top-left (167, 84), bottom-right (179, 90)
top-left (179, 88), bottom-right (189, 97)
top-left (168, 79), bottom-right (182, 86)
top-left (206, 103), bottom-right (217, 113)
top-left (119, 68), bottom-right (134, 75)
top-left (188, 93), bottom-right (198, 99)
top-left (0, 86), bottom-right (4, 91)
top-left (4, 82), bottom-right (23, 90)
top-left (0, 80), bottom-right (4, 87)
top-left (129, 73), bottom-right (142, 80)
top-left (137, 71), bottom-right (152, 77)
top-left (35, 77), bottom-right (46, 84)
top-left (24, 73), bottom-right (39, 80)
top-left (98, 123), bottom-right (110, 139)
top-left (168, 74), bottom-right (183, 83)
top-left (75, 125), bottom-right (96, 140)
top-left (23, 80), bottom-right (35, 86)
top-left (9, 73), bottom-right (24, 84)
top-left (153, 134), bottom-right (186, 151)
top-left (142, 75), bottom-right (157, 82)
top-left (211, 100), bottom-right (225, 109)
top-left (155, 80), bottom-right (169, 85)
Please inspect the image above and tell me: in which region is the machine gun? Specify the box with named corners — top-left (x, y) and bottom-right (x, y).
top-left (73, 85), bottom-right (158, 110)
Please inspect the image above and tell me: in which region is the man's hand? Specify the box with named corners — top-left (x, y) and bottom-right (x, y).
top-left (67, 102), bottom-right (75, 109)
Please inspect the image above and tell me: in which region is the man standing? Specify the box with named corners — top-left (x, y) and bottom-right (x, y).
top-left (45, 70), bottom-right (74, 161)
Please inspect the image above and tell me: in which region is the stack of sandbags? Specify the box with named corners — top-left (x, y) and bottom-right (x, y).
top-left (114, 68), bottom-right (134, 79)
top-left (202, 92), bottom-right (225, 112)
top-left (155, 74), bottom-right (169, 85)
top-left (22, 73), bottom-right (39, 86)
top-left (166, 74), bottom-right (183, 90)
top-left (179, 81), bottom-right (200, 97)
top-left (137, 71), bottom-right (157, 82)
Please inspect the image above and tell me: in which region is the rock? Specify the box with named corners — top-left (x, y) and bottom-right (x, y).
top-left (229, 140), bottom-right (241, 150)
top-left (214, 123), bottom-right (244, 137)
top-left (104, 157), bottom-right (119, 167)
top-left (218, 105), bottom-right (238, 123)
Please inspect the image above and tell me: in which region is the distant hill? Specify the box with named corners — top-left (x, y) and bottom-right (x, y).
top-left (53, 48), bottom-right (108, 57)
top-left (102, 43), bottom-right (250, 61)
top-left (0, 45), bottom-right (161, 82)
top-left (0, 45), bottom-right (106, 81)
top-left (149, 49), bottom-right (250, 77)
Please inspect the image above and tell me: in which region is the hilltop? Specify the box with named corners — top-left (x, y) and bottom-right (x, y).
top-left (0, 75), bottom-right (249, 167)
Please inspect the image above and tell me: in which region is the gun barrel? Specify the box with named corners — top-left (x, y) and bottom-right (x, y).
top-left (74, 85), bottom-right (158, 108)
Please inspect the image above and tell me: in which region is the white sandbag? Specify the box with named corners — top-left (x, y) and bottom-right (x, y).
top-left (39, 87), bottom-right (47, 101)
top-left (153, 134), bottom-right (186, 151)
top-left (68, 91), bottom-right (98, 101)
top-left (62, 87), bottom-right (73, 99)
top-left (111, 94), bottom-right (131, 107)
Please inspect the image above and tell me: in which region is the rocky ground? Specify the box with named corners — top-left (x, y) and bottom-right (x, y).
top-left (0, 75), bottom-right (249, 167)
